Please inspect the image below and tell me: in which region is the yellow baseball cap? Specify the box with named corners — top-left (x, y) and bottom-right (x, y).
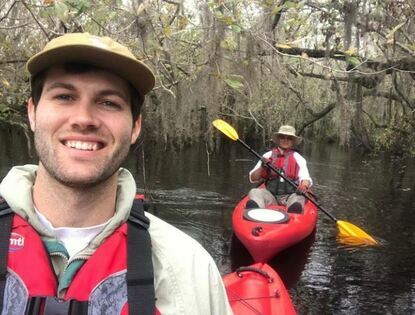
top-left (26, 33), bottom-right (155, 96)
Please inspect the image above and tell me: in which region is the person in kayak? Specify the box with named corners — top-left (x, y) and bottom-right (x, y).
top-left (246, 125), bottom-right (312, 213)
top-left (0, 33), bottom-right (232, 315)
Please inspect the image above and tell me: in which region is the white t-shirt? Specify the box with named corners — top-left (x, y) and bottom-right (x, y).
top-left (35, 209), bottom-right (109, 257)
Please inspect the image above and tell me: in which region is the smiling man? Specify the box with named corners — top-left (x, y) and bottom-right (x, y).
top-left (0, 33), bottom-right (231, 315)
top-left (247, 125), bottom-right (313, 213)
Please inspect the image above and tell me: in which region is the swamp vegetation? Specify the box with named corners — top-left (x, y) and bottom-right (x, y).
top-left (0, 0), bottom-right (414, 156)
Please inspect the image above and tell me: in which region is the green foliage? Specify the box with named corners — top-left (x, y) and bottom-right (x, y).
top-left (54, 2), bottom-right (70, 23)
top-left (66, 0), bottom-right (91, 15)
top-left (371, 120), bottom-right (414, 155)
top-left (224, 75), bottom-right (244, 90)
top-left (221, 38), bottom-right (238, 51)
top-left (272, 0), bottom-right (304, 14)
top-left (346, 56), bottom-right (361, 67)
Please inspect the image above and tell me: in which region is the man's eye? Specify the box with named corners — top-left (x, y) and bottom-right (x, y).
top-left (101, 100), bottom-right (122, 109)
top-left (55, 94), bottom-right (73, 101)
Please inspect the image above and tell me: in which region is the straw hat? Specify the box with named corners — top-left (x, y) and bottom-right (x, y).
top-left (26, 33), bottom-right (155, 97)
top-left (272, 125), bottom-right (302, 145)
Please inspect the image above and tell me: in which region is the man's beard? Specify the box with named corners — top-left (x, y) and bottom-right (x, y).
top-left (34, 129), bottom-right (131, 189)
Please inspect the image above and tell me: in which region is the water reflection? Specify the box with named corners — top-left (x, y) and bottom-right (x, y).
top-left (1, 130), bottom-right (415, 314)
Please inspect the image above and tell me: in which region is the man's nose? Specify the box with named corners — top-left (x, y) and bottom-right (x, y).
top-left (68, 102), bottom-right (100, 130)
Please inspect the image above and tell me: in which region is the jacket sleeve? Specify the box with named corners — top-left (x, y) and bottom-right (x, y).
top-left (202, 257), bottom-right (234, 315)
top-left (148, 213), bottom-right (233, 315)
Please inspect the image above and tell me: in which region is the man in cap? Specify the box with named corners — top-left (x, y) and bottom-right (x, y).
top-left (0, 33), bottom-right (232, 314)
top-left (247, 125), bottom-right (312, 213)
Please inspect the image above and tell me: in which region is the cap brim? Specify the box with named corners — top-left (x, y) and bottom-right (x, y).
top-left (27, 45), bottom-right (155, 96)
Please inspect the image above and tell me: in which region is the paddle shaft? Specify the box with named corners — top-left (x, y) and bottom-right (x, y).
top-left (237, 138), bottom-right (338, 222)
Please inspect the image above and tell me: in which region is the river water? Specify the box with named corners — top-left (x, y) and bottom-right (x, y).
top-left (1, 129), bottom-right (414, 314)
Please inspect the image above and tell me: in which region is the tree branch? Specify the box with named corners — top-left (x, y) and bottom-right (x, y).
top-left (271, 0), bottom-right (289, 31)
top-left (0, 1), bottom-right (17, 23)
top-left (0, 22), bottom-right (30, 30)
top-left (21, 1), bottom-right (50, 40)
top-left (374, 30), bottom-right (415, 58)
top-left (297, 102), bottom-right (336, 135)
top-left (267, 43), bottom-right (415, 73)
top-left (288, 67), bottom-right (350, 81)
top-left (161, 0), bottom-right (180, 26)
top-left (0, 59), bottom-right (27, 65)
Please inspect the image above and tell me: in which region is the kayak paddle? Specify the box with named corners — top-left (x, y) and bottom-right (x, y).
top-left (212, 118), bottom-right (378, 246)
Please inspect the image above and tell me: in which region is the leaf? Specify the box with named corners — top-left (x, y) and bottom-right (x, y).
top-left (285, 1), bottom-right (297, 9)
top-left (2, 80), bottom-right (10, 88)
top-left (344, 47), bottom-right (357, 56)
top-left (221, 39), bottom-right (237, 51)
top-left (178, 16), bottom-right (188, 30)
top-left (231, 24), bottom-right (242, 33)
top-left (272, 5), bottom-right (284, 14)
top-left (275, 43), bottom-right (291, 49)
top-left (77, 3), bottom-right (90, 15)
top-left (346, 56), bottom-right (360, 67)
top-left (224, 16), bottom-right (233, 26)
top-left (54, 2), bottom-right (69, 23)
top-left (224, 75), bottom-right (244, 90)
top-left (224, 79), bottom-right (244, 90)
top-left (107, 11), bottom-right (117, 20)
top-left (272, 0), bottom-right (298, 14)
top-left (0, 104), bottom-right (8, 112)
top-left (162, 26), bottom-right (172, 38)
top-left (66, 0), bottom-right (90, 15)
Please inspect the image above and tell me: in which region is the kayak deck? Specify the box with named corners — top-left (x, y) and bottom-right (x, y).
top-left (223, 263), bottom-right (297, 315)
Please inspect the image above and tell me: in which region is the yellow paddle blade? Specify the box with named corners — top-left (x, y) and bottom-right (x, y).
top-left (212, 119), bottom-right (239, 141)
top-left (337, 220), bottom-right (378, 246)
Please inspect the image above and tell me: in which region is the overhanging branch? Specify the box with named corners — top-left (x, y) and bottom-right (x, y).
top-left (297, 102), bottom-right (336, 135)
top-left (268, 43), bottom-right (415, 73)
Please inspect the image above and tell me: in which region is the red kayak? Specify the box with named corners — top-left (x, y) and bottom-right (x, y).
top-left (233, 188), bottom-right (318, 262)
top-left (223, 263), bottom-right (297, 315)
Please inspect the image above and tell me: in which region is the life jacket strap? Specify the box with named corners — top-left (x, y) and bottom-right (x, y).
top-left (0, 199), bottom-right (13, 313)
top-left (127, 198), bottom-right (155, 315)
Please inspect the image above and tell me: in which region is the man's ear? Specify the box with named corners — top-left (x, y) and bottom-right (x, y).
top-left (27, 98), bottom-right (36, 132)
top-left (131, 115), bottom-right (142, 144)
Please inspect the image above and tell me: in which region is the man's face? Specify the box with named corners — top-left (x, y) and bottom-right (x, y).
top-left (28, 66), bottom-right (141, 188)
top-left (277, 135), bottom-right (295, 150)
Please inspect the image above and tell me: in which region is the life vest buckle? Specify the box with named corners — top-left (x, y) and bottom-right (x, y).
top-left (25, 296), bottom-right (88, 315)
top-left (44, 297), bottom-right (71, 315)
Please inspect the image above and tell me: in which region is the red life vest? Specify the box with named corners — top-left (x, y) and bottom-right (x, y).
top-left (261, 148), bottom-right (300, 195)
top-left (0, 200), bottom-right (160, 315)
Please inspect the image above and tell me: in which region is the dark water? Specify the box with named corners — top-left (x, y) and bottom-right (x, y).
top-left (1, 129), bottom-right (415, 314)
